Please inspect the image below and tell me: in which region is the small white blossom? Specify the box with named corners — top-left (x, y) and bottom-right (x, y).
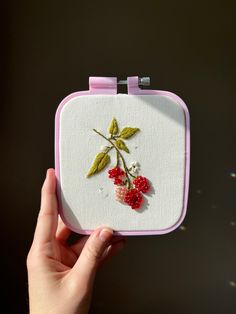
top-left (129, 161), bottom-right (140, 174)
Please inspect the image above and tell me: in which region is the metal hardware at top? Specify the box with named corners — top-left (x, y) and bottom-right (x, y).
top-left (118, 77), bottom-right (151, 86)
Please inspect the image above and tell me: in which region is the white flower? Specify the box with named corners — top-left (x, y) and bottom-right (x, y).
top-left (130, 161), bottom-right (140, 168)
top-left (129, 161), bottom-right (140, 174)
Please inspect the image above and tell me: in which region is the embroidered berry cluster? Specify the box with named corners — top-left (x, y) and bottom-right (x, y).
top-left (86, 118), bottom-right (152, 211)
top-left (109, 167), bottom-right (150, 209)
top-left (133, 176), bottom-right (150, 193)
top-left (124, 188), bottom-right (143, 210)
top-left (108, 167), bottom-right (125, 185)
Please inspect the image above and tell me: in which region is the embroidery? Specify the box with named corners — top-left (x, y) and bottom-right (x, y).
top-left (86, 118), bottom-right (151, 210)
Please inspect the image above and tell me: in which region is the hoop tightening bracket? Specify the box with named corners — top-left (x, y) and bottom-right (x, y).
top-left (118, 77), bottom-right (150, 86)
top-left (89, 76), bottom-right (151, 94)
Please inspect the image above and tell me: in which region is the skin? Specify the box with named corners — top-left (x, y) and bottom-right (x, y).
top-left (27, 168), bottom-right (126, 314)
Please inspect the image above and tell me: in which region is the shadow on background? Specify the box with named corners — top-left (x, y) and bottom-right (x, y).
top-left (1, 0), bottom-right (236, 313)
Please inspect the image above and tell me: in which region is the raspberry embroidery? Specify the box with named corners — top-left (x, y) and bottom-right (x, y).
top-left (86, 117), bottom-right (153, 211)
top-left (115, 186), bottom-right (128, 203)
top-left (108, 167), bottom-right (125, 185)
top-left (113, 177), bottom-right (124, 185)
top-left (108, 167), bottom-right (125, 179)
top-left (133, 176), bottom-right (150, 193)
top-left (124, 188), bottom-right (143, 209)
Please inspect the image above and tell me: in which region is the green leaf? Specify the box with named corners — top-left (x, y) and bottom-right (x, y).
top-left (86, 152), bottom-right (110, 177)
top-left (115, 139), bottom-right (130, 153)
top-left (108, 118), bottom-right (119, 135)
top-left (119, 127), bottom-right (140, 139)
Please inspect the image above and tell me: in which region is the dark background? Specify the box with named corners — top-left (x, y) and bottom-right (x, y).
top-left (1, 0), bottom-right (236, 313)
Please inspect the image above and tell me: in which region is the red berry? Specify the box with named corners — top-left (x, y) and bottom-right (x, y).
top-left (114, 177), bottom-right (124, 185)
top-left (124, 188), bottom-right (143, 210)
top-left (115, 186), bottom-right (128, 203)
top-left (133, 176), bottom-right (150, 193)
top-left (108, 167), bottom-right (125, 178)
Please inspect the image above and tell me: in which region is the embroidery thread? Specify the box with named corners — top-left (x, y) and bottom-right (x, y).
top-left (86, 118), bottom-right (151, 210)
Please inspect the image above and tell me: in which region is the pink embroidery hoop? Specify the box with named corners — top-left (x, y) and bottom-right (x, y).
top-left (55, 76), bottom-right (190, 236)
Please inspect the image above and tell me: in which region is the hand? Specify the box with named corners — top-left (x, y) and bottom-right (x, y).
top-left (27, 168), bottom-right (126, 314)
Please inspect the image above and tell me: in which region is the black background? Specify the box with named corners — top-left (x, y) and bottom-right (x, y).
top-left (1, 1), bottom-right (236, 313)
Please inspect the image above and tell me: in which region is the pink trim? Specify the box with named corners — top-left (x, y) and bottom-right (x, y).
top-left (89, 76), bottom-right (117, 94)
top-left (55, 76), bottom-right (190, 236)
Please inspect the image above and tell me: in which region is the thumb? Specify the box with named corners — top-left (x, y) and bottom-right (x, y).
top-left (71, 227), bottom-right (113, 287)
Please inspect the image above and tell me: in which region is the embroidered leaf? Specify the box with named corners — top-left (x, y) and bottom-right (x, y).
top-left (120, 127), bottom-right (140, 139)
top-left (86, 152), bottom-right (110, 177)
top-left (115, 139), bottom-right (130, 153)
top-left (108, 118), bottom-right (119, 135)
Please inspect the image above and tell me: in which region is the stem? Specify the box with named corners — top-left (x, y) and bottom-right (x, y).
top-left (116, 150), bottom-right (120, 167)
top-left (93, 128), bottom-right (117, 148)
top-left (105, 146), bottom-right (113, 153)
top-left (112, 135), bottom-right (120, 139)
top-left (93, 129), bottom-right (133, 188)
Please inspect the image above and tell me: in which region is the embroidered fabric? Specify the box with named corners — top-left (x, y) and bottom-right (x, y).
top-left (58, 94), bottom-right (186, 232)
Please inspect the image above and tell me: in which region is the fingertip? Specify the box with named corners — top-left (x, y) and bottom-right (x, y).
top-left (92, 226), bottom-right (114, 244)
top-left (46, 168), bottom-right (55, 178)
top-left (74, 227), bottom-right (113, 272)
top-left (42, 168), bottom-right (56, 194)
top-left (99, 228), bottom-right (113, 243)
top-left (94, 225), bottom-right (113, 234)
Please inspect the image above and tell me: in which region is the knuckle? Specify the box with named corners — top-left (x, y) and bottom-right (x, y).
top-left (26, 247), bottom-right (40, 270)
top-left (26, 250), bottom-right (34, 269)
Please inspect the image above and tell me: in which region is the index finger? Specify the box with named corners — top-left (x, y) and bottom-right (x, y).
top-left (33, 168), bottom-right (58, 245)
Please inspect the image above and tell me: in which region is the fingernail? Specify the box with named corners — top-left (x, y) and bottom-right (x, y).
top-left (99, 228), bottom-right (113, 243)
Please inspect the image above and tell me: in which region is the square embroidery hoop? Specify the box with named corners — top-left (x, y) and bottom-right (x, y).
top-left (55, 76), bottom-right (190, 236)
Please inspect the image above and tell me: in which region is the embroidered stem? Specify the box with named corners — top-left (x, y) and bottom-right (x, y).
top-left (116, 150), bottom-right (120, 167)
top-left (93, 128), bottom-right (133, 188)
top-left (104, 146), bottom-right (113, 153)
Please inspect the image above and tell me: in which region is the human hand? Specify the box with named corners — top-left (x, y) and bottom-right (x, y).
top-left (27, 168), bottom-right (125, 314)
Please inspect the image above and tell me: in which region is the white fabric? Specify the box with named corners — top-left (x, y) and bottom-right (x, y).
top-left (59, 94), bottom-right (186, 231)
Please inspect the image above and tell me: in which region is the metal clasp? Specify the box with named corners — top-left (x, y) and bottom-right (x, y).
top-left (118, 77), bottom-right (150, 86)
